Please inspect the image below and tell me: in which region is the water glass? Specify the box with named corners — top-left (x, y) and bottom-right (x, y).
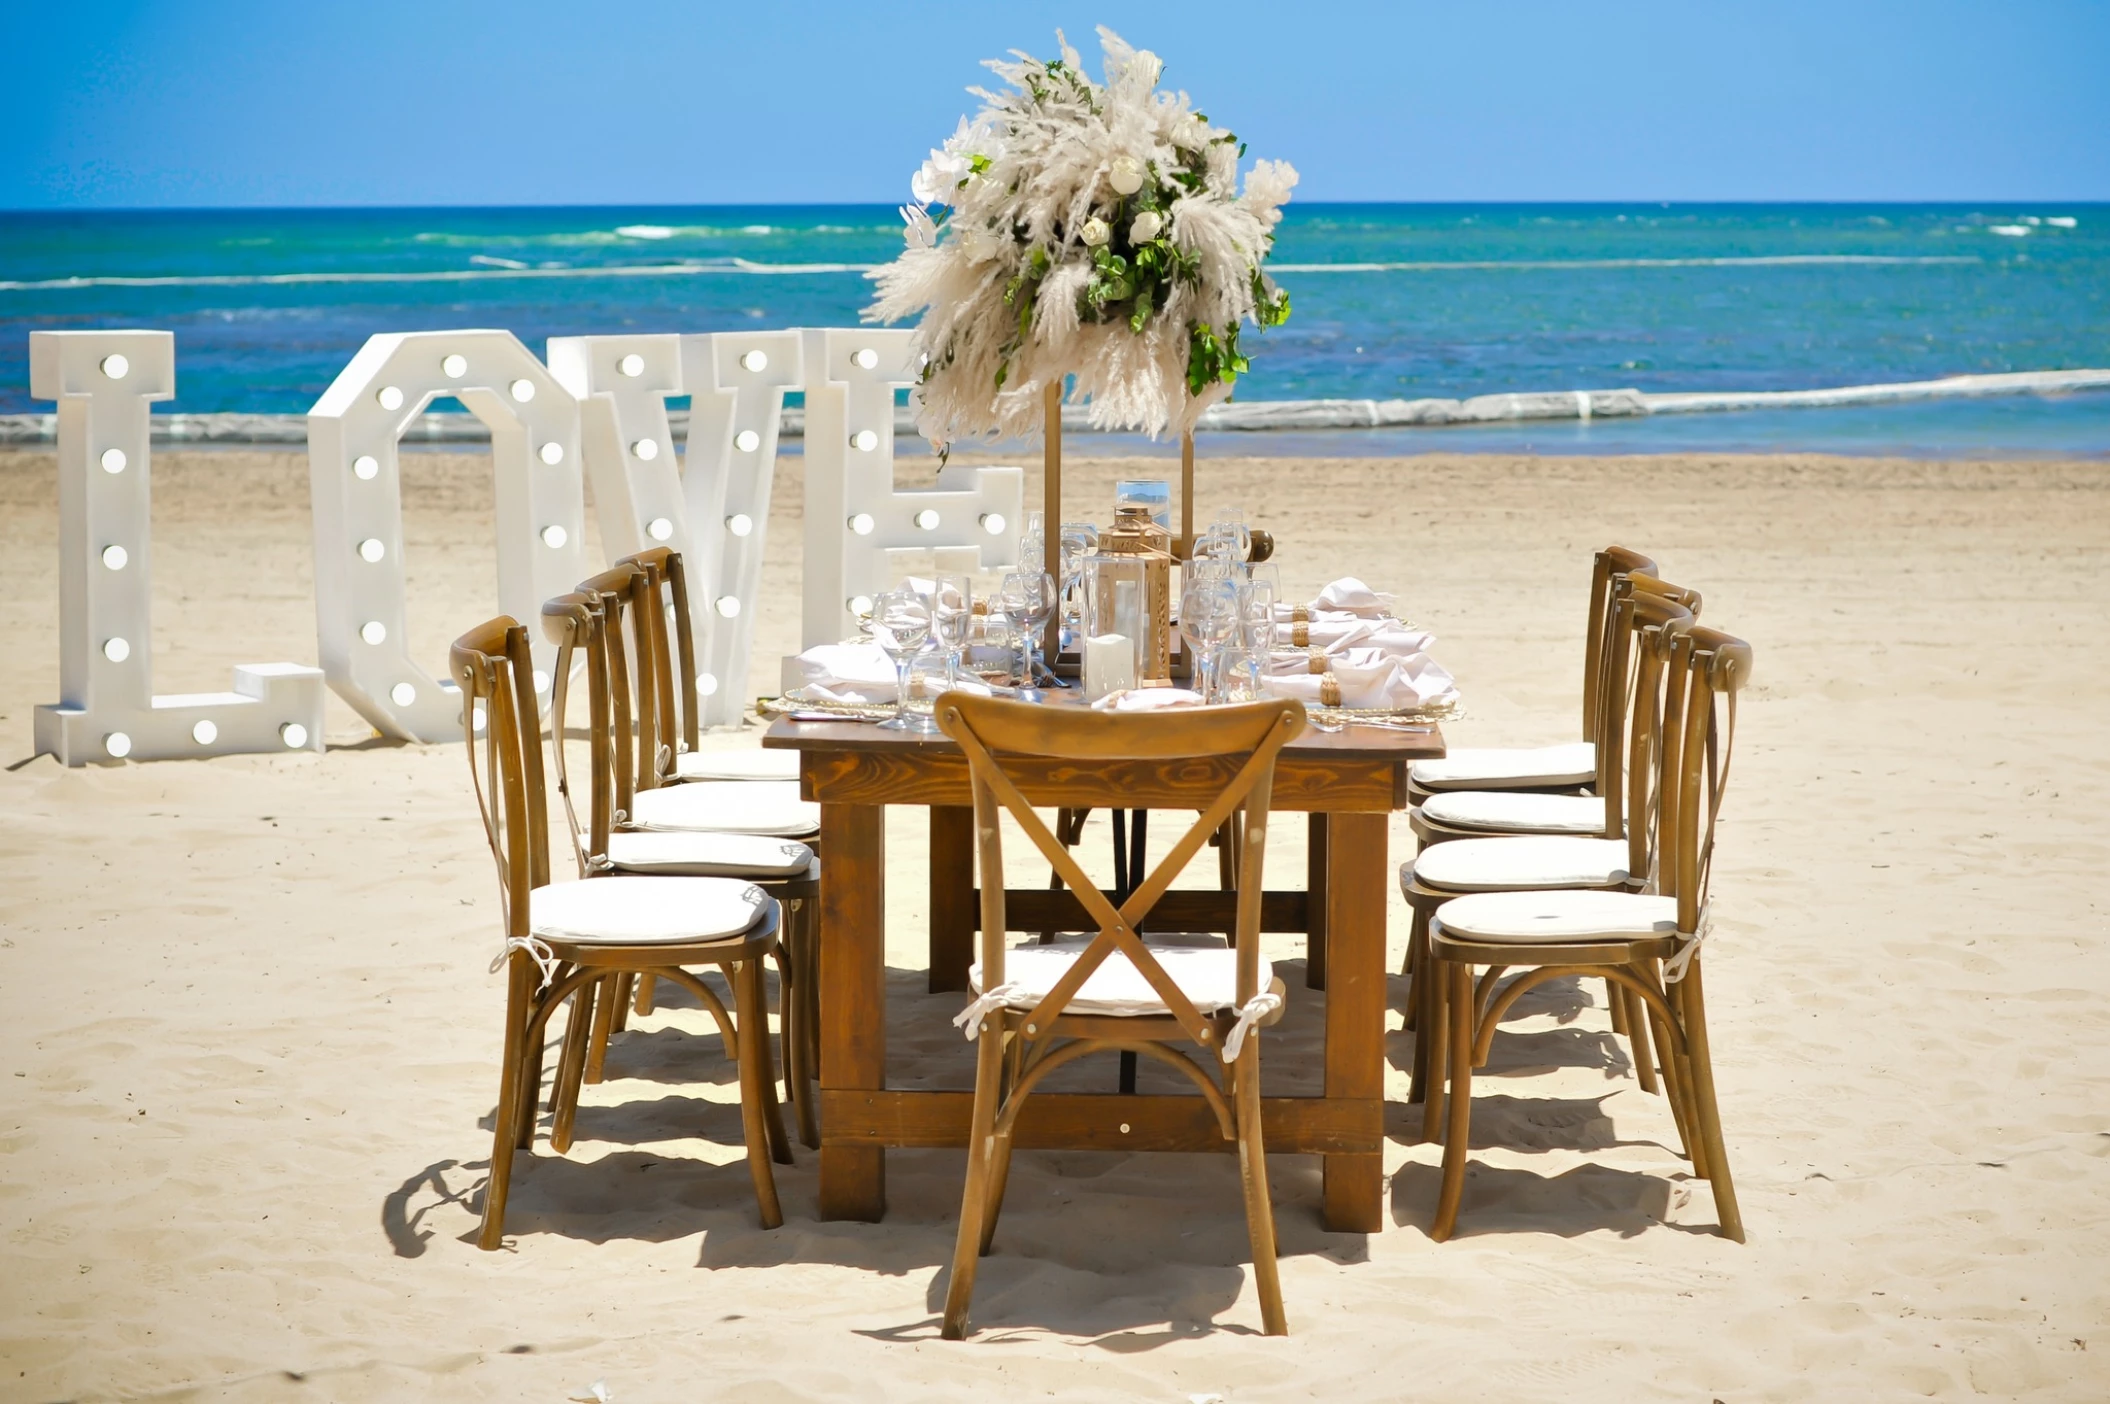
top-left (871, 587), bottom-right (935, 732)
top-left (1180, 574), bottom-right (1239, 702)
top-left (931, 574), bottom-right (973, 691)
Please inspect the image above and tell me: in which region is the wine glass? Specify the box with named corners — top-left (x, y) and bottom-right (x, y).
top-left (1180, 573), bottom-right (1239, 703)
top-left (871, 587), bottom-right (935, 732)
top-left (1211, 509), bottom-right (1251, 564)
top-left (1057, 522), bottom-right (1098, 650)
top-left (997, 571), bottom-right (1058, 699)
top-left (931, 574), bottom-right (973, 692)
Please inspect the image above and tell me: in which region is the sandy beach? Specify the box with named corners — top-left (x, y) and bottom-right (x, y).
top-left (2, 443), bottom-right (2107, 1401)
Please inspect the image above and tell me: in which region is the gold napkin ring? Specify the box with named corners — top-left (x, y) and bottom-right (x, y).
top-left (1291, 622), bottom-right (1309, 647)
top-left (1307, 651), bottom-right (1327, 675)
top-left (1319, 675), bottom-right (1342, 707)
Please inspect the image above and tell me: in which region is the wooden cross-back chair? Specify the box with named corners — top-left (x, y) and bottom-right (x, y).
top-left (1410, 572), bottom-right (1700, 847)
top-left (1421, 624), bottom-right (1752, 1242)
top-left (1407, 546), bottom-right (1681, 804)
top-left (544, 584), bottom-right (821, 1148)
top-left (1401, 590), bottom-right (1695, 1138)
top-left (450, 616), bottom-right (788, 1247)
top-left (932, 693), bottom-right (1306, 1340)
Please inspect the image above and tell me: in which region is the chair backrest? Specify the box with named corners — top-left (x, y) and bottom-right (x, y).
top-left (1594, 579), bottom-right (1696, 839)
top-left (450, 616), bottom-right (550, 939)
top-left (1582, 547), bottom-right (1657, 740)
top-left (1658, 625), bottom-right (1752, 936)
top-left (935, 695), bottom-right (1306, 1049)
top-left (576, 562), bottom-right (655, 798)
top-left (616, 547), bottom-right (701, 772)
top-left (541, 589), bottom-right (617, 877)
top-left (1618, 597), bottom-right (1697, 883)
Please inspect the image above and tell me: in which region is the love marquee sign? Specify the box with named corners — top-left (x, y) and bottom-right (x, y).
top-left (30, 327), bottom-right (1023, 764)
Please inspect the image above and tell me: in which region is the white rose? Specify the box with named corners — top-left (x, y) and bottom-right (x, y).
top-left (1108, 155), bottom-right (1146, 196)
top-left (1130, 210), bottom-right (1163, 243)
top-left (1079, 217), bottom-right (1111, 248)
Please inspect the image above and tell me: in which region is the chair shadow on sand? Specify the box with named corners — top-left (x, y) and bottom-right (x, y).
top-left (1382, 969), bottom-right (1708, 1240)
top-left (383, 952), bottom-right (1376, 1342)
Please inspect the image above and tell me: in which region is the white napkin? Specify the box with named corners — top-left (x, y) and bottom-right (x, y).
top-left (1273, 618), bottom-right (1437, 655)
top-left (1090, 688), bottom-right (1206, 713)
top-left (784, 641), bottom-right (902, 704)
top-left (1261, 650), bottom-right (1459, 711)
top-left (1273, 577), bottom-right (1395, 622)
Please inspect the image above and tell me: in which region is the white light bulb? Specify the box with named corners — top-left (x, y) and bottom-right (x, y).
top-left (279, 721), bottom-right (308, 749)
top-left (617, 353), bottom-right (645, 377)
top-left (632, 438), bottom-right (659, 461)
top-left (539, 442), bottom-right (564, 465)
top-left (740, 349), bottom-right (769, 372)
top-left (980, 512), bottom-right (1007, 535)
top-left (848, 594), bottom-right (874, 615)
top-left (725, 513), bottom-right (754, 537)
top-left (647, 517), bottom-right (674, 541)
top-left (734, 429), bottom-right (761, 452)
top-left (101, 544), bottom-right (128, 570)
top-left (848, 513), bottom-right (875, 536)
top-left (442, 353), bottom-right (468, 378)
top-left (360, 620), bottom-right (387, 645)
top-left (714, 595), bottom-right (741, 618)
top-left (100, 448), bottom-right (127, 474)
top-left (101, 354), bottom-right (130, 380)
top-left (102, 637), bottom-right (130, 663)
top-left (354, 455), bottom-right (379, 480)
top-left (509, 378), bottom-right (536, 403)
top-left (533, 670), bottom-right (551, 693)
top-left (191, 719), bottom-right (218, 745)
top-left (850, 429), bottom-right (879, 452)
top-left (540, 524), bottom-right (568, 549)
top-left (696, 673), bottom-right (719, 697)
top-left (357, 538), bottom-right (385, 563)
top-left (914, 508), bottom-right (940, 530)
top-left (377, 385), bottom-right (405, 411)
top-left (852, 348), bottom-right (879, 370)
top-left (104, 731), bottom-right (133, 758)
top-left (389, 682), bottom-right (417, 707)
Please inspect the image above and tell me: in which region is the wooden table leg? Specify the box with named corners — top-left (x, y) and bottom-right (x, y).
top-left (1321, 809), bottom-right (1387, 1233)
top-left (1306, 812), bottom-right (1330, 990)
top-left (819, 801), bottom-right (887, 1221)
top-left (929, 805), bottom-right (974, 993)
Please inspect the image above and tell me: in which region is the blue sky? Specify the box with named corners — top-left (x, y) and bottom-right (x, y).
top-left (4, 1), bottom-right (2106, 208)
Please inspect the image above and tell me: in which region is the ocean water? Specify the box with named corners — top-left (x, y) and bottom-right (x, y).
top-left (2, 203), bottom-right (2106, 451)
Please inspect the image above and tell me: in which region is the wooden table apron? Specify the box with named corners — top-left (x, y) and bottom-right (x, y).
top-left (762, 717), bottom-right (1442, 1234)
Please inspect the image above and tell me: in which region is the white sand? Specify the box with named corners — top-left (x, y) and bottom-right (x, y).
top-left (2, 446), bottom-right (2107, 1400)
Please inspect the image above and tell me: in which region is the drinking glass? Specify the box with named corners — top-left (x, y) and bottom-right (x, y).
top-left (997, 571), bottom-right (1059, 699)
top-left (1238, 578), bottom-right (1277, 654)
top-left (1211, 508), bottom-right (1252, 563)
top-left (871, 587), bottom-right (936, 732)
top-left (1057, 521), bottom-right (1098, 649)
top-left (1180, 573), bottom-right (1239, 703)
top-left (931, 574), bottom-right (973, 692)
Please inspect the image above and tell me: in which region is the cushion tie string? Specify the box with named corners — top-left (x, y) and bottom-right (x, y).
top-left (952, 984), bottom-right (1025, 1040)
top-left (491, 935), bottom-right (561, 991)
top-left (1221, 991), bottom-right (1283, 1063)
top-left (1662, 905), bottom-right (1711, 985)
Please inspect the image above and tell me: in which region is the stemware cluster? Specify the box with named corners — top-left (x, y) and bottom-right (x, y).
top-left (868, 517), bottom-right (1059, 729)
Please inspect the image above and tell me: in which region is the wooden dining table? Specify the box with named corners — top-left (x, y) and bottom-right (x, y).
top-left (762, 708), bottom-right (1444, 1234)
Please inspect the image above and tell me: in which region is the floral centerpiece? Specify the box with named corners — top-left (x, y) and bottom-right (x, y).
top-left (865, 28), bottom-right (1297, 448)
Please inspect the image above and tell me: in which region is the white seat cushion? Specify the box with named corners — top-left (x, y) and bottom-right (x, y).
top-left (970, 939), bottom-right (1272, 1018)
top-left (605, 831), bottom-right (815, 879)
top-left (529, 875), bottom-right (772, 946)
top-left (1411, 741), bottom-right (1595, 791)
top-left (1432, 889), bottom-right (1678, 945)
top-left (1412, 836), bottom-right (1631, 892)
top-left (629, 780), bottom-right (819, 836)
top-left (673, 749), bottom-right (801, 782)
top-left (1420, 790), bottom-right (1608, 834)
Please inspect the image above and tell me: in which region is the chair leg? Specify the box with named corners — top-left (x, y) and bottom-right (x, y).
top-left (549, 981), bottom-right (596, 1155)
top-left (730, 957), bottom-right (785, 1228)
top-left (1622, 971), bottom-right (1660, 1094)
top-left (943, 1028), bottom-right (1008, 1339)
top-left (1677, 963), bottom-right (1745, 1242)
top-left (479, 958), bottom-right (534, 1250)
top-left (633, 973), bottom-right (657, 1016)
top-left (739, 957), bottom-right (793, 1167)
top-left (1608, 978), bottom-right (1631, 1036)
top-left (1421, 954), bottom-right (1449, 1143)
top-left (779, 930), bottom-right (819, 1151)
top-left (517, 985), bottom-right (550, 1152)
top-left (1233, 1042), bottom-right (1288, 1336)
top-left (1406, 911), bottom-right (1430, 1102)
top-left (1431, 960), bottom-right (1475, 1241)
top-left (610, 973), bottom-right (634, 1033)
top-left (584, 972), bottom-right (621, 1085)
top-left (978, 1119), bottom-right (1018, 1256)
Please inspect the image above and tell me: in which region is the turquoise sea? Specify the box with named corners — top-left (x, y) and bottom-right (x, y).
top-left (3, 203), bottom-right (2106, 452)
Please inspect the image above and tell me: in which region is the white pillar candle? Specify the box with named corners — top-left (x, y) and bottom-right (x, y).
top-left (1084, 633), bottom-right (1138, 703)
